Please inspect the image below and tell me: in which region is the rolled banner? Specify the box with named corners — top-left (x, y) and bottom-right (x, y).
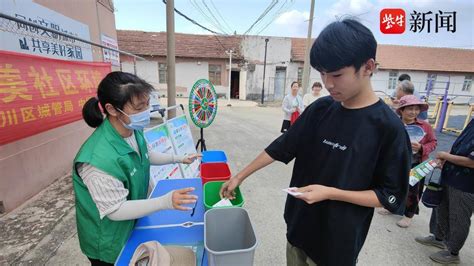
top-left (409, 159), bottom-right (437, 186)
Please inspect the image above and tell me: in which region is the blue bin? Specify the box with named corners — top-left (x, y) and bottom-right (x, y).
top-left (202, 150), bottom-right (227, 163)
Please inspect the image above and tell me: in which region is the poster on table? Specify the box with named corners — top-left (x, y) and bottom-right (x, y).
top-left (144, 123), bottom-right (183, 187)
top-left (167, 114), bottom-right (200, 178)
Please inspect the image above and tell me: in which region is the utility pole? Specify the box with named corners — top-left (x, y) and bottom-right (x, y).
top-left (226, 49), bottom-right (233, 107)
top-left (301, 0), bottom-right (315, 95)
top-left (166, 0), bottom-right (176, 118)
top-left (261, 38), bottom-right (269, 105)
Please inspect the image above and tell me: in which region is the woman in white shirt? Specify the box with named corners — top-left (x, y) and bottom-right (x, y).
top-left (303, 82), bottom-right (328, 108)
top-left (281, 81), bottom-right (304, 133)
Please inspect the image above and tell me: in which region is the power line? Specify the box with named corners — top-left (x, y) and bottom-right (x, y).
top-left (256, 0), bottom-right (294, 35)
top-left (213, 34), bottom-right (228, 51)
top-left (208, 0), bottom-right (233, 34)
top-left (162, 0), bottom-right (224, 35)
top-left (243, 0), bottom-right (279, 35)
top-left (189, 0), bottom-right (229, 35)
top-left (202, 0), bottom-right (230, 34)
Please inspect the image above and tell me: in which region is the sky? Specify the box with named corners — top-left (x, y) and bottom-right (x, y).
top-left (114, 0), bottom-right (474, 49)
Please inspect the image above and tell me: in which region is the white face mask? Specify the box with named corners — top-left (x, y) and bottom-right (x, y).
top-left (117, 108), bottom-right (151, 130)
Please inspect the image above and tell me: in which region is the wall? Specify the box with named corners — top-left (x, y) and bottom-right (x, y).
top-left (374, 69), bottom-right (473, 98)
top-left (121, 57), bottom-right (230, 97)
top-left (0, 0), bottom-right (117, 213)
top-left (241, 36), bottom-right (292, 100)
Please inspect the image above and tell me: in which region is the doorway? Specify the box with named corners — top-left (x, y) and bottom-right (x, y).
top-left (231, 71), bottom-right (240, 99)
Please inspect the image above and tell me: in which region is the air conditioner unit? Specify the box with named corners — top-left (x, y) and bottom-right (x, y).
top-left (248, 64), bottom-right (256, 72)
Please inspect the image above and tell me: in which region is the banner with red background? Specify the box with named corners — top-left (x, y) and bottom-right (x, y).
top-left (0, 50), bottom-right (111, 145)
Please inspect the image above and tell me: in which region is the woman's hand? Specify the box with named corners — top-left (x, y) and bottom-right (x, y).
top-left (171, 187), bottom-right (197, 210)
top-left (182, 153), bottom-right (202, 164)
top-left (435, 151), bottom-right (450, 168)
top-left (294, 184), bottom-right (334, 204)
top-left (411, 142), bottom-right (422, 153)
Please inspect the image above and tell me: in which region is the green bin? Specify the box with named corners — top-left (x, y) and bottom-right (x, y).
top-left (203, 181), bottom-right (244, 210)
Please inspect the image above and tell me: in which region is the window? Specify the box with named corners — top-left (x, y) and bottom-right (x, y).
top-left (425, 73), bottom-right (437, 91)
top-left (158, 63), bottom-right (167, 84)
top-left (209, 64), bottom-right (222, 85)
top-left (462, 75), bottom-right (472, 92)
top-left (297, 67), bottom-right (303, 86)
top-left (388, 71), bottom-right (398, 90)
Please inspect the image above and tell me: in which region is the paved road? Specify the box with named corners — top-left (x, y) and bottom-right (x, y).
top-left (1, 102), bottom-right (472, 265)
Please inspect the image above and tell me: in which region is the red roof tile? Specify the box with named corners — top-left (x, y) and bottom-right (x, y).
top-left (291, 38), bottom-right (474, 73)
top-left (117, 30), bottom-right (242, 59)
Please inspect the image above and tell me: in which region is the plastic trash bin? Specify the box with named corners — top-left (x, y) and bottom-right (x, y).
top-left (200, 162), bottom-right (231, 184)
top-left (202, 150), bottom-right (228, 163)
top-left (205, 207), bottom-right (257, 266)
top-left (203, 181), bottom-right (244, 210)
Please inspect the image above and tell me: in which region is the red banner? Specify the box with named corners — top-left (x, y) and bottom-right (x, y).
top-left (0, 50), bottom-right (111, 145)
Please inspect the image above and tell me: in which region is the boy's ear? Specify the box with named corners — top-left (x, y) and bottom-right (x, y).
top-left (363, 59), bottom-right (376, 76)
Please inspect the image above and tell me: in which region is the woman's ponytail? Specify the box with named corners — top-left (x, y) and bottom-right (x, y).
top-left (82, 97), bottom-right (104, 128)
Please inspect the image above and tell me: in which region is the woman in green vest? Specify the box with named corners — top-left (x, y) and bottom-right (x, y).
top-left (73, 72), bottom-right (200, 265)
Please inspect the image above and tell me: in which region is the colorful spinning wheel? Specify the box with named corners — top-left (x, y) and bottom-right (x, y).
top-left (188, 79), bottom-right (218, 128)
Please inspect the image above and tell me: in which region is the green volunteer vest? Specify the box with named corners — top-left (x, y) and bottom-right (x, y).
top-left (72, 118), bottom-right (150, 263)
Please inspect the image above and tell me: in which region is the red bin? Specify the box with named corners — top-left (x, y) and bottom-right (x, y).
top-left (200, 162), bottom-right (231, 185)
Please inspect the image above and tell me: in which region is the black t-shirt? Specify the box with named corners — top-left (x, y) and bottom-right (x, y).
top-left (265, 96), bottom-right (411, 265)
top-left (442, 119), bottom-right (474, 193)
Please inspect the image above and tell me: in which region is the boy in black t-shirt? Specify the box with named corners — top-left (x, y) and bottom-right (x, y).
top-left (220, 18), bottom-right (411, 265)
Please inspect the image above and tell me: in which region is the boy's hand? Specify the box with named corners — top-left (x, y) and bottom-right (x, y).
top-left (294, 185), bottom-right (333, 204)
top-left (220, 176), bottom-right (242, 200)
top-left (171, 187), bottom-right (197, 210)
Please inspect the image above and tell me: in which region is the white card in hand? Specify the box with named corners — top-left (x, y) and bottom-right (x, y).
top-left (213, 198), bottom-right (233, 207)
top-left (282, 187), bottom-right (303, 197)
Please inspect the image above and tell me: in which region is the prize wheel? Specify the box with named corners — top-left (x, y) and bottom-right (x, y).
top-left (188, 79), bottom-right (218, 128)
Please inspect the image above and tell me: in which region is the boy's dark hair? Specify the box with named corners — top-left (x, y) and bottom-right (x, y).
top-left (82, 71), bottom-right (154, 128)
top-left (291, 81), bottom-right (299, 88)
top-left (312, 82), bottom-right (322, 88)
top-left (398, 74), bottom-right (411, 82)
top-left (310, 18), bottom-right (377, 73)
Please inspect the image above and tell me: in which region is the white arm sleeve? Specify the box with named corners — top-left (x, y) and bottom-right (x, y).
top-left (148, 150), bottom-right (186, 165)
top-left (298, 96), bottom-right (305, 113)
top-left (78, 163), bottom-right (174, 221)
top-left (282, 96), bottom-right (293, 114)
top-left (107, 191), bottom-right (174, 221)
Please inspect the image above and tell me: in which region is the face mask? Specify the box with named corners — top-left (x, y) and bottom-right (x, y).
top-left (117, 108), bottom-right (151, 130)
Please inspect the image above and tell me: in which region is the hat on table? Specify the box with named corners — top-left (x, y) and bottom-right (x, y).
top-left (129, 241), bottom-right (196, 266)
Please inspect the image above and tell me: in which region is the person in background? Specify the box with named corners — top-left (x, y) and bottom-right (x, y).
top-left (392, 75), bottom-right (428, 120)
top-left (416, 119), bottom-right (474, 265)
top-left (394, 95), bottom-right (437, 228)
top-left (73, 72), bottom-right (200, 265)
top-left (393, 80), bottom-right (415, 106)
top-left (303, 82), bottom-right (328, 109)
top-left (281, 81), bottom-right (304, 133)
top-left (398, 73), bottom-right (411, 82)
